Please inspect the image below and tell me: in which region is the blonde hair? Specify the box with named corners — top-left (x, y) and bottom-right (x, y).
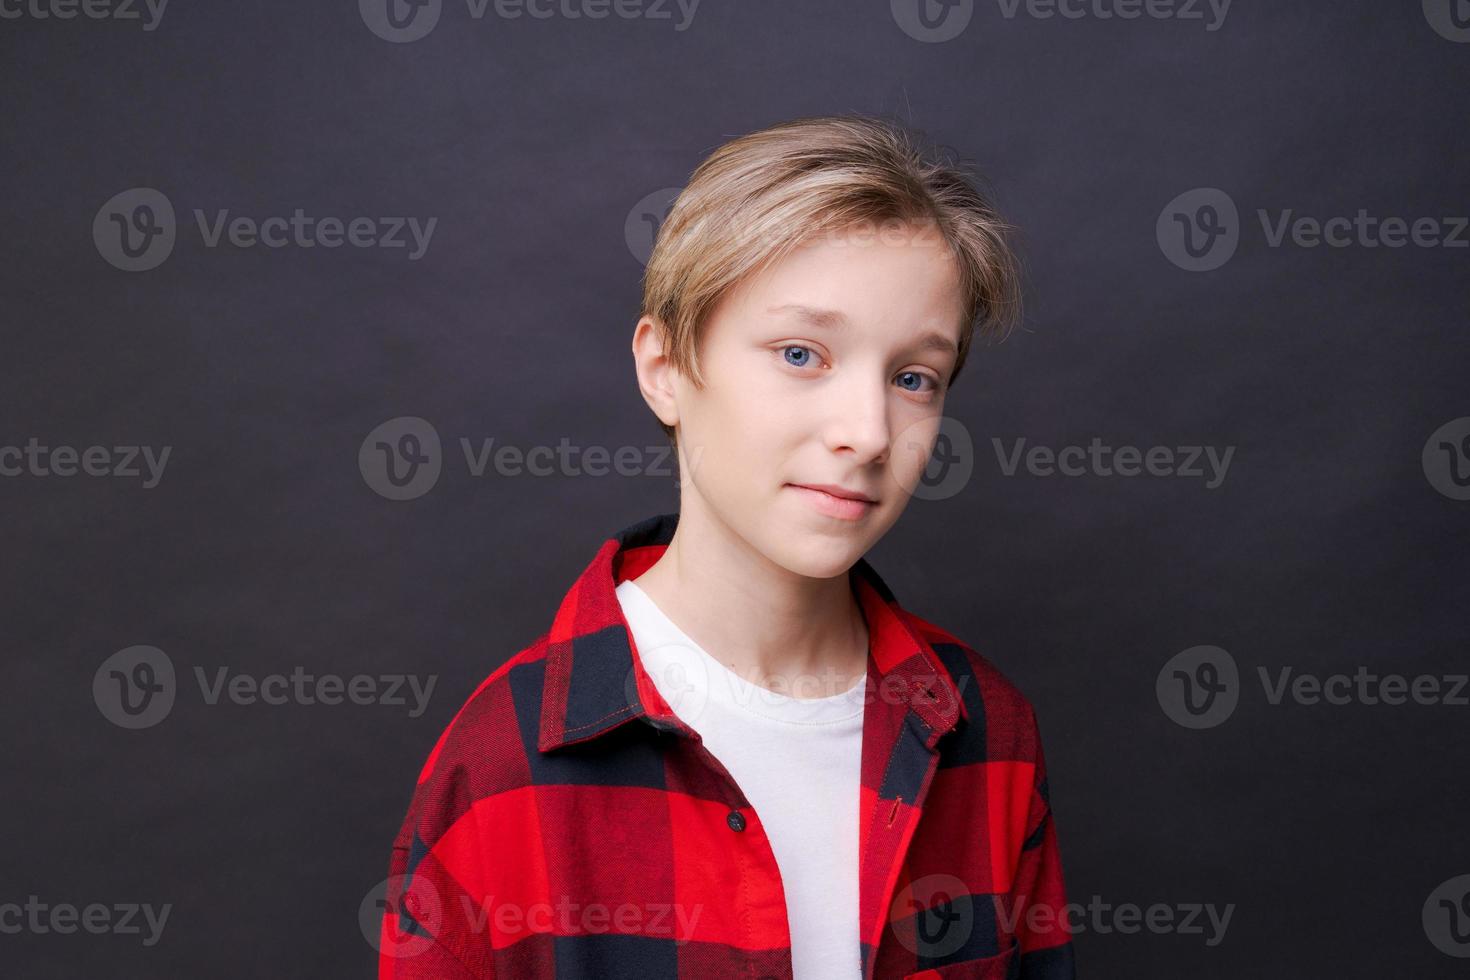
top-left (639, 113), bottom-right (1023, 447)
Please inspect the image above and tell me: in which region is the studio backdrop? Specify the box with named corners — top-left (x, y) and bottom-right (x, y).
top-left (2, 0), bottom-right (1467, 976)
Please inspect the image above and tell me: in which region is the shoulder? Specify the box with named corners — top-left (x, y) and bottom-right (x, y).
top-left (896, 607), bottom-right (1047, 758)
top-left (413, 632), bottom-right (552, 784)
top-left (388, 633), bottom-right (553, 850)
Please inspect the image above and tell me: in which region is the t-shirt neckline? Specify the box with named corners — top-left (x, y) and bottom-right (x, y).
top-left (616, 578), bottom-right (868, 727)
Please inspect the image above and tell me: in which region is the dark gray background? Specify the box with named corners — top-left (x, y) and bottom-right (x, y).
top-left (3, 0), bottom-right (1468, 976)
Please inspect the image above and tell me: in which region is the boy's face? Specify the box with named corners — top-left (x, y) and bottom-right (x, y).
top-left (650, 220), bottom-right (966, 581)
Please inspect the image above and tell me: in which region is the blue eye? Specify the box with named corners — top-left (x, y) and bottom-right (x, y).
top-left (781, 347), bottom-right (939, 395)
top-left (897, 371), bottom-right (934, 393)
top-left (783, 345), bottom-right (816, 368)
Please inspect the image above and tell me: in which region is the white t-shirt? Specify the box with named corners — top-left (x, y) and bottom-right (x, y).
top-left (614, 578), bottom-right (866, 980)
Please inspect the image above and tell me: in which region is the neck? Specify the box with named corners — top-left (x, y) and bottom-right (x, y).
top-left (629, 503), bottom-right (870, 700)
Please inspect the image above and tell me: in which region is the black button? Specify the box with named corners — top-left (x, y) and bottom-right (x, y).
top-left (726, 809), bottom-right (746, 832)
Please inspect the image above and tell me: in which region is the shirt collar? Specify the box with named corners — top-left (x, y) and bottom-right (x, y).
top-left (537, 512), bottom-right (968, 753)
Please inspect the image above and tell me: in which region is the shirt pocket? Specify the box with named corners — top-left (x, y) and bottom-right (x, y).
top-left (900, 939), bottom-right (1020, 980)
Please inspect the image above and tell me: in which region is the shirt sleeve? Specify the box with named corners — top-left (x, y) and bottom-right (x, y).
top-left (376, 747), bottom-right (497, 980)
top-left (1010, 705), bottom-right (1076, 979)
top-left (377, 833), bottom-right (485, 980)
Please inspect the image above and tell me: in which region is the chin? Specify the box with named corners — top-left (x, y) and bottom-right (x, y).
top-left (765, 525), bottom-right (869, 581)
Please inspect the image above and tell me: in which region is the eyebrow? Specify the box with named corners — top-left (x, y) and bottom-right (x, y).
top-left (766, 303), bottom-right (959, 357)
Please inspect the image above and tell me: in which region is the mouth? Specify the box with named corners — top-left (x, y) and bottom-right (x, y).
top-left (785, 483), bottom-right (880, 521)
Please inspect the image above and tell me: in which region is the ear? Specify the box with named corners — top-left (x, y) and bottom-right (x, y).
top-left (631, 316), bottom-right (680, 429)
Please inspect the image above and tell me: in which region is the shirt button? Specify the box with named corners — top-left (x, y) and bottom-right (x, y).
top-left (726, 809), bottom-right (746, 832)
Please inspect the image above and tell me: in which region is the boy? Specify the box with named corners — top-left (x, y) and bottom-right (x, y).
top-left (378, 114), bottom-right (1075, 979)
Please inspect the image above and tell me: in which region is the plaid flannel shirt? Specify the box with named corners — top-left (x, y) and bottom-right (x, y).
top-left (379, 512), bottom-right (1075, 979)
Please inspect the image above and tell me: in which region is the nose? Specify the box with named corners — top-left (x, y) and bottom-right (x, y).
top-left (824, 370), bottom-right (890, 464)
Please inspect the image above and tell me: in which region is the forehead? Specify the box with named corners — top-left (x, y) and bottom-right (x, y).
top-left (765, 303), bottom-right (959, 358)
top-left (719, 224), bottom-right (966, 344)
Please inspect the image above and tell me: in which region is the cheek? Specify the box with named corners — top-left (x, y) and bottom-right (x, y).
top-left (709, 413), bottom-right (783, 483)
top-left (678, 386), bottom-right (783, 480)
top-left (889, 416), bottom-right (940, 486)
top-left (710, 377), bottom-right (792, 446)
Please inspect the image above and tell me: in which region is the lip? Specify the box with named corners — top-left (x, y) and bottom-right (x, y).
top-left (794, 483), bottom-right (878, 503)
top-left (786, 483), bottom-right (880, 521)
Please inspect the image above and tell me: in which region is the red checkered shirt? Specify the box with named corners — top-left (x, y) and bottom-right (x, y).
top-left (378, 512), bottom-right (1075, 979)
